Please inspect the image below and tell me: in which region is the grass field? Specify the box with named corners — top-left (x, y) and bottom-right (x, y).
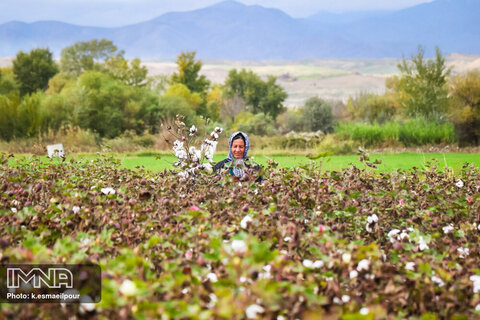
top-left (10, 152), bottom-right (479, 173)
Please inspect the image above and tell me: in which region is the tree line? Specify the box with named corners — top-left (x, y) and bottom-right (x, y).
top-left (0, 40), bottom-right (479, 146)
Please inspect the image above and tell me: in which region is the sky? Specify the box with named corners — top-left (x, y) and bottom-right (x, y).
top-left (0, 0), bottom-right (435, 27)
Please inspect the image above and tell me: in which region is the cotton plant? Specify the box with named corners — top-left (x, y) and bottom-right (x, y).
top-left (164, 114), bottom-right (223, 181)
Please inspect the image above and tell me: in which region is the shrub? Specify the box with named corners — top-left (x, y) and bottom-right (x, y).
top-left (301, 97), bottom-right (334, 133)
top-left (448, 70), bottom-right (480, 146)
top-left (335, 119), bottom-right (456, 147)
top-left (236, 112), bottom-right (276, 136)
top-left (316, 134), bottom-right (355, 155)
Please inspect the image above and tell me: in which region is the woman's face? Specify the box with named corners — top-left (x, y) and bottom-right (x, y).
top-left (231, 138), bottom-right (245, 159)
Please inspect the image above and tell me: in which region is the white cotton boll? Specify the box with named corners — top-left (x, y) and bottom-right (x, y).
top-left (357, 259), bottom-right (370, 272)
top-left (207, 293), bottom-right (217, 309)
top-left (342, 295), bottom-right (350, 303)
top-left (284, 236), bottom-right (292, 242)
top-left (178, 171), bottom-right (189, 180)
top-left (458, 247), bottom-right (470, 258)
top-left (350, 270), bottom-right (358, 279)
top-left (189, 125), bottom-right (197, 136)
top-left (202, 163), bottom-right (213, 172)
top-left (333, 297), bottom-right (341, 304)
top-left (342, 253), bottom-right (352, 263)
top-left (360, 307), bottom-right (369, 315)
top-left (176, 149), bottom-right (188, 160)
top-left (201, 139), bottom-right (217, 161)
top-left (405, 262), bottom-right (415, 271)
top-left (303, 259), bottom-right (313, 268)
top-left (206, 273), bottom-right (218, 283)
top-left (456, 179), bottom-right (464, 188)
top-left (418, 236), bottom-right (429, 251)
top-left (388, 229), bottom-right (401, 242)
top-left (277, 316), bottom-right (286, 320)
top-left (367, 214), bottom-right (378, 223)
top-left (470, 275), bottom-right (480, 293)
top-left (79, 303), bottom-right (95, 314)
top-left (246, 304), bottom-right (264, 319)
top-left (232, 240), bottom-right (247, 254)
top-left (119, 279), bottom-right (138, 296)
top-left (173, 140), bottom-right (183, 149)
top-left (101, 187), bottom-right (115, 195)
top-left (182, 288), bottom-right (189, 294)
top-left (442, 224), bottom-right (454, 234)
top-left (263, 265), bottom-right (271, 273)
top-left (240, 215), bottom-right (253, 229)
top-left (189, 146), bottom-right (201, 162)
top-left (476, 303), bottom-right (480, 311)
top-left (11, 208), bottom-right (17, 213)
top-left (72, 206), bottom-right (80, 214)
top-left (211, 132), bottom-right (219, 140)
top-left (432, 275), bottom-right (445, 287)
top-left (312, 260), bottom-right (324, 269)
top-left (399, 231), bottom-right (410, 241)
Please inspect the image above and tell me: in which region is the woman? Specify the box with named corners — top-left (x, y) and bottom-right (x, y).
top-left (213, 131), bottom-right (262, 181)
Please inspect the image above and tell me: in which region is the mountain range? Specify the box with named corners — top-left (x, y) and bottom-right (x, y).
top-left (0, 0), bottom-right (479, 60)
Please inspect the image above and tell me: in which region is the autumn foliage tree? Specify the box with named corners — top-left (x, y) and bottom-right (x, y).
top-left (170, 51), bottom-right (210, 116)
top-left (448, 70), bottom-right (480, 146)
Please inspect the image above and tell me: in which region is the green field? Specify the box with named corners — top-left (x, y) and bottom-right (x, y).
top-left (10, 152), bottom-right (479, 173)
top-left (120, 153), bottom-right (480, 172)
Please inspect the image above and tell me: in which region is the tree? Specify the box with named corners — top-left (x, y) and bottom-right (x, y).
top-left (171, 51), bottom-right (210, 94)
top-left (104, 56), bottom-right (148, 87)
top-left (73, 71), bottom-right (127, 138)
top-left (0, 67), bottom-right (20, 95)
top-left (236, 112), bottom-right (276, 136)
top-left (276, 108), bottom-right (303, 133)
top-left (60, 39), bottom-right (123, 76)
top-left (260, 76), bottom-right (287, 119)
top-left (0, 93), bottom-right (21, 140)
top-left (345, 93), bottom-right (396, 124)
top-left (221, 94), bottom-right (245, 123)
top-left (302, 97), bottom-right (334, 133)
top-left (164, 83), bottom-right (203, 111)
top-left (145, 96), bottom-right (195, 134)
top-left (224, 69), bottom-right (286, 120)
top-left (12, 48), bottom-right (58, 96)
top-left (46, 73), bottom-right (75, 94)
top-left (448, 70), bottom-right (480, 146)
top-left (170, 51), bottom-right (210, 116)
top-left (387, 46), bottom-right (450, 122)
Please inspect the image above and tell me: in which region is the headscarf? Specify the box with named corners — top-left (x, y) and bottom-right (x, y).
top-left (225, 131), bottom-right (250, 177)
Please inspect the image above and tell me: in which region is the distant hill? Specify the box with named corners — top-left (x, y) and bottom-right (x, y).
top-left (0, 0), bottom-right (479, 59)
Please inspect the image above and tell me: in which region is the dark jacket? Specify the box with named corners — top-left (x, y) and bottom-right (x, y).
top-left (213, 158), bottom-right (263, 182)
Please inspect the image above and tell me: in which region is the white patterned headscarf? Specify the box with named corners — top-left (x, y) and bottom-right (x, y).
top-left (226, 131), bottom-right (250, 177)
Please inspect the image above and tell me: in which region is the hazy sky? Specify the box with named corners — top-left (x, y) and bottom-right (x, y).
top-left (0, 0), bottom-right (435, 27)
